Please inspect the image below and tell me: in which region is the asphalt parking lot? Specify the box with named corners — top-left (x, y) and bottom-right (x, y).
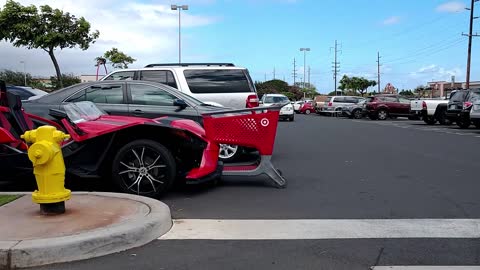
top-left (28, 114), bottom-right (480, 269)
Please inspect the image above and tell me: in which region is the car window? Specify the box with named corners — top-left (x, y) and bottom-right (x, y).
top-left (264, 96), bottom-right (289, 103)
top-left (398, 97), bottom-right (410, 104)
top-left (333, 97), bottom-right (345, 103)
top-left (7, 88), bottom-right (32, 100)
top-left (130, 84), bottom-right (176, 106)
top-left (103, 71), bottom-right (135, 81)
top-left (450, 91), bottom-right (467, 102)
top-left (366, 97), bottom-right (375, 103)
top-left (140, 70), bottom-right (178, 89)
top-left (469, 91), bottom-right (480, 102)
top-left (183, 69), bottom-right (254, 94)
top-left (383, 96), bottom-right (398, 102)
top-left (65, 85), bottom-right (125, 104)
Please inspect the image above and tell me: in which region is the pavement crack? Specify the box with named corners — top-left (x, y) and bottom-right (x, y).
top-left (372, 247), bottom-right (384, 267)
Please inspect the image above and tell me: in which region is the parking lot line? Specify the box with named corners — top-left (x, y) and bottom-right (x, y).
top-left (372, 267), bottom-right (480, 269)
top-left (159, 219), bottom-right (480, 240)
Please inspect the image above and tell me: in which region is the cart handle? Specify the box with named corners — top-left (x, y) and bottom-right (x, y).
top-left (201, 103), bottom-right (286, 116)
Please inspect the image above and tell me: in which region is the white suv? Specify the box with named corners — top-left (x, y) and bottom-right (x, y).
top-left (101, 63), bottom-right (259, 109)
top-left (260, 94), bottom-right (294, 121)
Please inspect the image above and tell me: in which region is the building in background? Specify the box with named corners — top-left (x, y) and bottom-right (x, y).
top-left (427, 81), bottom-right (480, 98)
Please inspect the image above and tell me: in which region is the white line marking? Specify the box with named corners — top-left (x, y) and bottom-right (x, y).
top-left (372, 267), bottom-right (480, 270)
top-left (159, 219), bottom-right (480, 240)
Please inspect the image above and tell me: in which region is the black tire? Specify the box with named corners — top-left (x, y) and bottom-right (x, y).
top-left (352, 109), bottom-right (363, 119)
top-left (423, 116), bottom-right (437, 125)
top-left (290, 115), bottom-right (295, 122)
top-left (377, 109), bottom-right (388, 120)
top-left (474, 122), bottom-right (480, 129)
top-left (456, 118), bottom-right (470, 129)
top-left (112, 139), bottom-right (176, 198)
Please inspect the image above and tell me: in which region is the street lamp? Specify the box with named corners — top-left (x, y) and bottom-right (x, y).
top-left (299, 48), bottom-right (310, 98)
top-left (171, 4), bottom-right (189, 64)
top-left (19, 60), bottom-right (26, 86)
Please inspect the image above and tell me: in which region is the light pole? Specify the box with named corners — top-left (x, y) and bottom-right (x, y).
top-left (20, 60), bottom-right (26, 86)
top-left (299, 48), bottom-right (310, 99)
top-left (171, 4), bottom-right (189, 64)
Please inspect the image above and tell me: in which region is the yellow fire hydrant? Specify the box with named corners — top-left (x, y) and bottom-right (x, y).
top-left (21, 125), bottom-right (71, 214)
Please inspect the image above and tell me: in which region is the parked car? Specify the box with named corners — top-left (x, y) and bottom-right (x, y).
top-left (22, 80), bottom-right (245, 162)
top-left (470, 98), bottom-right (480, 128)
top-left (260, 94), bottom-right (294, 121)
top-left (446, 89), bottom-right (480, 128)
top-left (6, 85), bottom-right (48, 100)
top-left (101, 63), bottom-right (259, 109)
top-left (293, 100), bottom-right (313, 112)
top-left (410, 95), bottom-right (451, 125)
top-left (341, 98), bottom-right (366, 119)
top-left (322, 96), bottom-right (364, 114)
top-left (365, 94), bottom-right (411, 120)
top-left (299, 101), bottom-right (315, 114)
top-left (0, 82), bottom-right (222, 197)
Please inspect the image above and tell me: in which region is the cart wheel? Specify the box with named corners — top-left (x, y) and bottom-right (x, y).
top-left (112, 139), bottom-right (176, 197)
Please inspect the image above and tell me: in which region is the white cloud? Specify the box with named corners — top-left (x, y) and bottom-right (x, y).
top-left (382, 16), bottom-right (401, 25)
top-left (436, 1), bottom-right (467, 13)
top-left (0, 0), bottom-right (218, 76)
top-left (410, 64), bottom-right (461, 80)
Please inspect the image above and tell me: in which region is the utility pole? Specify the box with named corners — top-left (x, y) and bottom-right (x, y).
top-left (331, 40), bottom-right (341, 96)
top-left (377, 51), bottom-right (381, 93)
top-left (292, 58), bottom-right (298, 86)
top-left (308, 66), bottom-right (311, 87)
top-left (273, 67), bottom-right (276, 80)
top-left (264, 73), bottom-right (267, 82)
top-left (463, 0), bottom-right (479, 89)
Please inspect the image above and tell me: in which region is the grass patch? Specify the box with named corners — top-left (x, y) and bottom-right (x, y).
top-left (0, 195), bottom-right (21, 206)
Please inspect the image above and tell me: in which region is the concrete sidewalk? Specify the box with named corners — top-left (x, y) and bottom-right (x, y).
top-left (0, 192), bottom-right (172, 269)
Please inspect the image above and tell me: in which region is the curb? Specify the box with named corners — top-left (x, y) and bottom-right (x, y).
top-left (0, 192), bottom-right (172, 269)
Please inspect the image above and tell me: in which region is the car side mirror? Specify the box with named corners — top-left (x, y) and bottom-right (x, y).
top-left (49, 108), bottom-right (67, 119)
top-left (173, 99), bottom-right (188, 108)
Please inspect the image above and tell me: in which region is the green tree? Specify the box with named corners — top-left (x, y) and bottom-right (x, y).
top-left (0, 1), bottom-right (99, 88)
top-left (339, 75), bottom-right (376, 96)
top-left (103, 48), bottom-right (136, 69)
top-left (0, 69), bottom-right (32, 86)
top-left (50, 73), bottom-right (81, 90)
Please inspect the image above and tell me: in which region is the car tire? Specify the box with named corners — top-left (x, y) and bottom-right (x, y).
top-left (423, 116), bottom-right (437, 125)
top-left (112, 139), bottom-right (176, 198)
top-left (353, 109), bottom-right (363, 119)
top-left (305, 109), bottom-right (311, 115)
top-left (377, 109), bottom-right (388, 120)
top-left (368, 114), bottom-right (378, 120)
top-left (290, 115), bottom-right (294, 122)
top-left (456, 119), bottom-right (470, 129)
top-left (474, 122), bottom-right (480, 129)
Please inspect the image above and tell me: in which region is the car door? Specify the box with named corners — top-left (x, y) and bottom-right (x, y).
top-left (63, 82), bottom-right (130, 116)
top-left (127, 82), bottom-right (199, 120)
top-left (397, 97), bottom-right (411, 115)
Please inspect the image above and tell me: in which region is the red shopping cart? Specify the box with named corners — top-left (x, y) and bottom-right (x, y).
top-left (202, 105), bottom-right (287, 188)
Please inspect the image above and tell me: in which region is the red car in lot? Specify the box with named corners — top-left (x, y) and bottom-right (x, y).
top-left (365, 94), bottom-right (411, 120)
top-left (299, 101), bottom-right (315, 114)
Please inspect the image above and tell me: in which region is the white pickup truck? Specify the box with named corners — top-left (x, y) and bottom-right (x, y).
top-left (410, 98), bottom-right (449, 125)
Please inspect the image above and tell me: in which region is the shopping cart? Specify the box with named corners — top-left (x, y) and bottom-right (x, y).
top-left (202, 105), bottom-right (287, 188)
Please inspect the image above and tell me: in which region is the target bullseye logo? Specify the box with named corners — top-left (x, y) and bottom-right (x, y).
top-left (260, 118), bottom-right (269, 127)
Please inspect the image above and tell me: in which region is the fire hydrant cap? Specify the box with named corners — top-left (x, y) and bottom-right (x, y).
top-left (27, 143), bottom-right (53, 165)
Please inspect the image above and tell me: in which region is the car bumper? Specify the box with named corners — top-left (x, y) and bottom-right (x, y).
top-left (186, 161), bottom-right (223, 185)
top-left (446, 110), bottom-right (469, 121)
top-left (279, 110), bottom-right (294, 116)
top-left (279, 114), bottom-right (294, 120)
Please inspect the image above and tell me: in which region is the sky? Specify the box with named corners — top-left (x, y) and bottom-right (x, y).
top-left (0, 0), bottom-right (479, 94)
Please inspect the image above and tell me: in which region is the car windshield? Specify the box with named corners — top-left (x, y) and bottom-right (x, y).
top-left (264, 96), bottom-right (289, 103)
top-left (64, 101), bottom-right (105, 123)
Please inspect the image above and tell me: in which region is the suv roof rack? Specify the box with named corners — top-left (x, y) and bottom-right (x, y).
top-left (144, 63), bottom-right (235, 68)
